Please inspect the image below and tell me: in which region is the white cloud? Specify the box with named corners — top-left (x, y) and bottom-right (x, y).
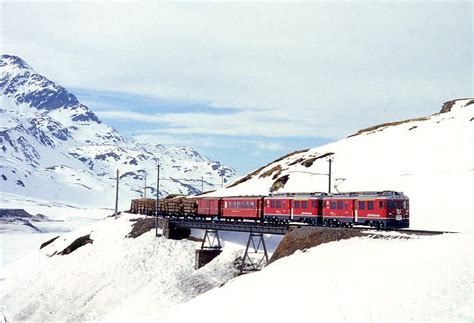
top-left (133, 132), bottom-right (288, 151)
top-left (2, 2), bottom-right (472, 137)
top-left (96, 109), bottom-right (334, 137)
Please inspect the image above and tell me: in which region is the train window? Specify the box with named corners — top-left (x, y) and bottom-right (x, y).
top-left (271, 200), bottom-right (275, 208)
top-left (337, 201), bottom-right (343, 209)
top-left (388, 200), bottom-right (394, 208)
top-left (379, 201), bottom-right (384, 208)
top-left (276, 200), bottom-right (282, 208)
top-left (330, 201), bottom-right (336, 210)
top-left (344, 202), bottom-right (348, 210)
top-left (295, 201), bottom-right (300, 208)
top-left (359, 201), bottom-right (366, 210)
top-left (250, 201), bottom-right (255, 208)
top-left (311, 200), bottom-right (317, 208)
top-left (368, 201), bottom-right (374, 210)
top-left (302, 201), bottom-right (308, 209)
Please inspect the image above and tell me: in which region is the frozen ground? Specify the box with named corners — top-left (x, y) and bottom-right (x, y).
top-left (161, 232), bottom-right (473, 322)
top-left (0, 213), bottom-right (244, 322)
top-left (0, 193), bottom-right (110, 267)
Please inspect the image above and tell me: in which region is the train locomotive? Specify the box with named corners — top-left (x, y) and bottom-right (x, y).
top-left (130, 190), bottom-right (409, 230)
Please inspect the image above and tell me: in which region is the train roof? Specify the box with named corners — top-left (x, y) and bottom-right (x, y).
top-left (193, 191), bottom-right (407, 200)
top-left (324, 191), bottom-right (407, 199)
top-left (221, 195), bottom-right (266, 200)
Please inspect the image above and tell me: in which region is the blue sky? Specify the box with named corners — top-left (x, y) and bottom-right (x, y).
top-left (2, 1), bottom-right (472, 174)
top-left (72, 87), bottom-right (331, 173)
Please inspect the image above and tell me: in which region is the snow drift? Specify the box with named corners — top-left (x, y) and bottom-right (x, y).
top-left (0, 213), bottom-right (240, 322)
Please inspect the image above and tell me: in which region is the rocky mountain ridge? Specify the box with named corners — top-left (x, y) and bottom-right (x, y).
top-left (0, 54), bottom-right (236, 207)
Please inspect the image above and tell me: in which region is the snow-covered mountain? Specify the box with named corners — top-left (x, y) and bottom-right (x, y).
top-left (215, 98), bottom-right (474, 232)
top-left (0, 55), bottom-right (236, 207)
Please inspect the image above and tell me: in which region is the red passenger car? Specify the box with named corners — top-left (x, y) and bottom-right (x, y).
top-left (221, 197), bottom-right (264, 220)
top-left (264, 194), bottom-right (324, 224)
top-left (263, 196), bottom-right (291, 222)
top-left (197, 198), bottom-right (221, 217)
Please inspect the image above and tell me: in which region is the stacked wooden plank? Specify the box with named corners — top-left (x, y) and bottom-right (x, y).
top-left (129, 198), bottom-right (157, 215)
top-left (130, 195), bottom-right (198, 216)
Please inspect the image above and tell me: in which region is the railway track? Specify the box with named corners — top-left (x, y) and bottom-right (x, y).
top-left (163, 217), bottom-right (454, 236)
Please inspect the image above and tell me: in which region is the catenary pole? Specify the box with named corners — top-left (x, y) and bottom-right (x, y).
top-left (144, 171), bottom-right (147, 199)
top-left (155, 164), bottom-right (160, 237)
top-left (114, 169), bottom-right (119, 218)
top-left (328, 157), bottom-right (333, 193)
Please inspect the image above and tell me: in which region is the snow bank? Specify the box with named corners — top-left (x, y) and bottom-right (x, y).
top-left (162, 233), bottom-right (473, 322)
top-left (0, 214), bottom-right (239, 322)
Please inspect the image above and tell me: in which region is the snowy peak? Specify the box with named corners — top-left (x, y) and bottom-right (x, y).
top-left (0, 54), bottom-right (99, 124)
top-left (0, 54), bottom-right (33, 73)
top-left (0, 55), bottom-right (237, 206)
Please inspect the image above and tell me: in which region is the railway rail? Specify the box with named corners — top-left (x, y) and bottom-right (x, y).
top-left (161, 216), bottom-right (453, 236)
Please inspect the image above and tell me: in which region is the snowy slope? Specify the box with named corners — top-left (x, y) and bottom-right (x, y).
top-left (0, 55), bottom-right (236, 208)
top-left (0, 213), bottom-right (240, 322)
top-left (162, 232), bottom-right (473, 323)
top-left (212, 99), bottom-right (474, 232)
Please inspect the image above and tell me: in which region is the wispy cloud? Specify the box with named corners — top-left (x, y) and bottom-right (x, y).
top-left (96, 109), bottom-right (334, 137)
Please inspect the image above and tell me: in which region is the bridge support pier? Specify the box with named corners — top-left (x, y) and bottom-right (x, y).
top-left (239, 232), bottom-right (269, 274)
top-left (195, 229), bottom-right (222, 270)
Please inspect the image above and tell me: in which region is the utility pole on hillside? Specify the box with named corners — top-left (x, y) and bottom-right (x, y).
top-left (143, 171), bottom-right (147, 199)
top-left (327, 156), bottom-right (334, 194)
top-left (155, 164), bottom-right (160, 237)
top-left (114, 169), bottom-right (119, 218)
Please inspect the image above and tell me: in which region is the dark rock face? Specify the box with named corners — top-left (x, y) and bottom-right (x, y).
top-left (57, 234), bottom-right (93, 255)
top-left (40, 236), bottom-right (60, 249)
top-left (0, 55), bottom-right (101, 124)
top-left (0, 55), bottom-right (31, 70)
top-left (440, 100), bottom-right (457, 114)
top-left (269, 227), bottom-right (369, 263)
top-left (0, 208), bottom-right (34, 218)
top-left (441, 99), bottom-right (474, 113)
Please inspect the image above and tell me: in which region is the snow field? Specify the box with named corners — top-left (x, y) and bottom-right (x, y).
top-left (0, 214), bottom-right (240, 322)
top-left (161, 232), bottom-right (473, 322)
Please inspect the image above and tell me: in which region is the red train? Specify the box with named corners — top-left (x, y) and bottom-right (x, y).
top-left (174, 191), bottom-right (409, 229)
